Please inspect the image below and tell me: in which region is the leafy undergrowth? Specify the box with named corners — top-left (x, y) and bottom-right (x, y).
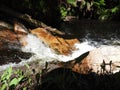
top-left (0, 66), bottom-right (33, 90)
top-left (0, 65), bottom-right (120, 90)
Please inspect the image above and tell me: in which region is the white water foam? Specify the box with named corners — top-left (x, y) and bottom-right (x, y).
top-left (21, 34), bottom-right (95, 62)
top-left (0, 34), bottom-right (95, 71)
top-left (0, 34), bottom-right (120, 73)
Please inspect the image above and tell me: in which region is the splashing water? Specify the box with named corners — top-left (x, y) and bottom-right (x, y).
top-left (0, 33), bottom-right (120, 73)
top-left (0, 34), bottom-right (95, 71)
top-left (21, 34), bottom-right (95, 62)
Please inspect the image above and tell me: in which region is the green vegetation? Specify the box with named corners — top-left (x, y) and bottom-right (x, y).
top-left (0, 62), bottom-right (49, 90)
top-left (59, 0), bottom-right (120, 20)
top-left (0, 0), bottom-right (120, 27)
top-left (0, 67), bottom-right (30, 90)
top-left (1, 66), bottom-right (120, 90)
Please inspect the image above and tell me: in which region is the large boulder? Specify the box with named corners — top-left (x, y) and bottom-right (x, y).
top-left (31, 28), bottom-right (80, 55)
top-left (71, 46), bottom-right (120, 74)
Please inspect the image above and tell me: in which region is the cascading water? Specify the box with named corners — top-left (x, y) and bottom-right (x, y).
top-left (20, 32), bottom-right (120, 74)
top-left (58, 20), bottom-right (120, 73)
top-left (0, 33), bottom-right (95, 71)
top-left (0, 20), bottom-right (120, 73)
top-left (21, 34), bottom-right (95, 62)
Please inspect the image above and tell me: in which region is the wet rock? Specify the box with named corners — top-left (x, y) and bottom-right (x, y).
top-left (0, 24), bottom-right (31, 65)
top-left (0, 21), bottom-right (13, 30)
top-left (14, 22), bottom-right (28, 34)
top-left (31, 28), bottom-right (80, 55)
top-left (72, 46), bottom-right (120, 74)
top-left (0, 24), bottom-right (80, 65)
top-left (0, 49), bottom-right (32, 65)
top-left (0, 30), bottom-right (21, 50)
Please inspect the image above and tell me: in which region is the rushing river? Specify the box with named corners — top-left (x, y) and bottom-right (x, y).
top-left (0, 20), bottom-right (120, 72)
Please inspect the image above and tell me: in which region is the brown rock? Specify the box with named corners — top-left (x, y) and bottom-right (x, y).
top-left (31, 28), bottom-right (80, 55)
top-left (0, 24), bottom-right (80, 65)
top-left (0, 30), bottom-right (20, 50)
top-left (71, 46), bottom-right (120, 74)
top-left (0, 23), bottom-right (31, 65)
top-left (56, 46), bottom-right (120, 74)
top-left (14, 22), bottom-right (29, 46)
top-left (0, 22), bottom-right (29, 50)
top-left (14, 22), bottom-right (28, 34)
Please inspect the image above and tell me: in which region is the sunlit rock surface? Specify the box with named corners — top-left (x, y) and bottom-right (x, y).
top-left (72, 46), bottom-right (120, 74)
top-left (31, 28), bottom-right (80, 55)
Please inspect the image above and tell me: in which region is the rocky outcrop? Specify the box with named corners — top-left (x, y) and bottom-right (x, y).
top-left (71, 46), bottom-right (120, 74)
top-left (0, 22), bottom-right (80, 65)
top-left (56, 46), bottom-right (120, 74)
top-left (31, 28), bottom-right (80, 55)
